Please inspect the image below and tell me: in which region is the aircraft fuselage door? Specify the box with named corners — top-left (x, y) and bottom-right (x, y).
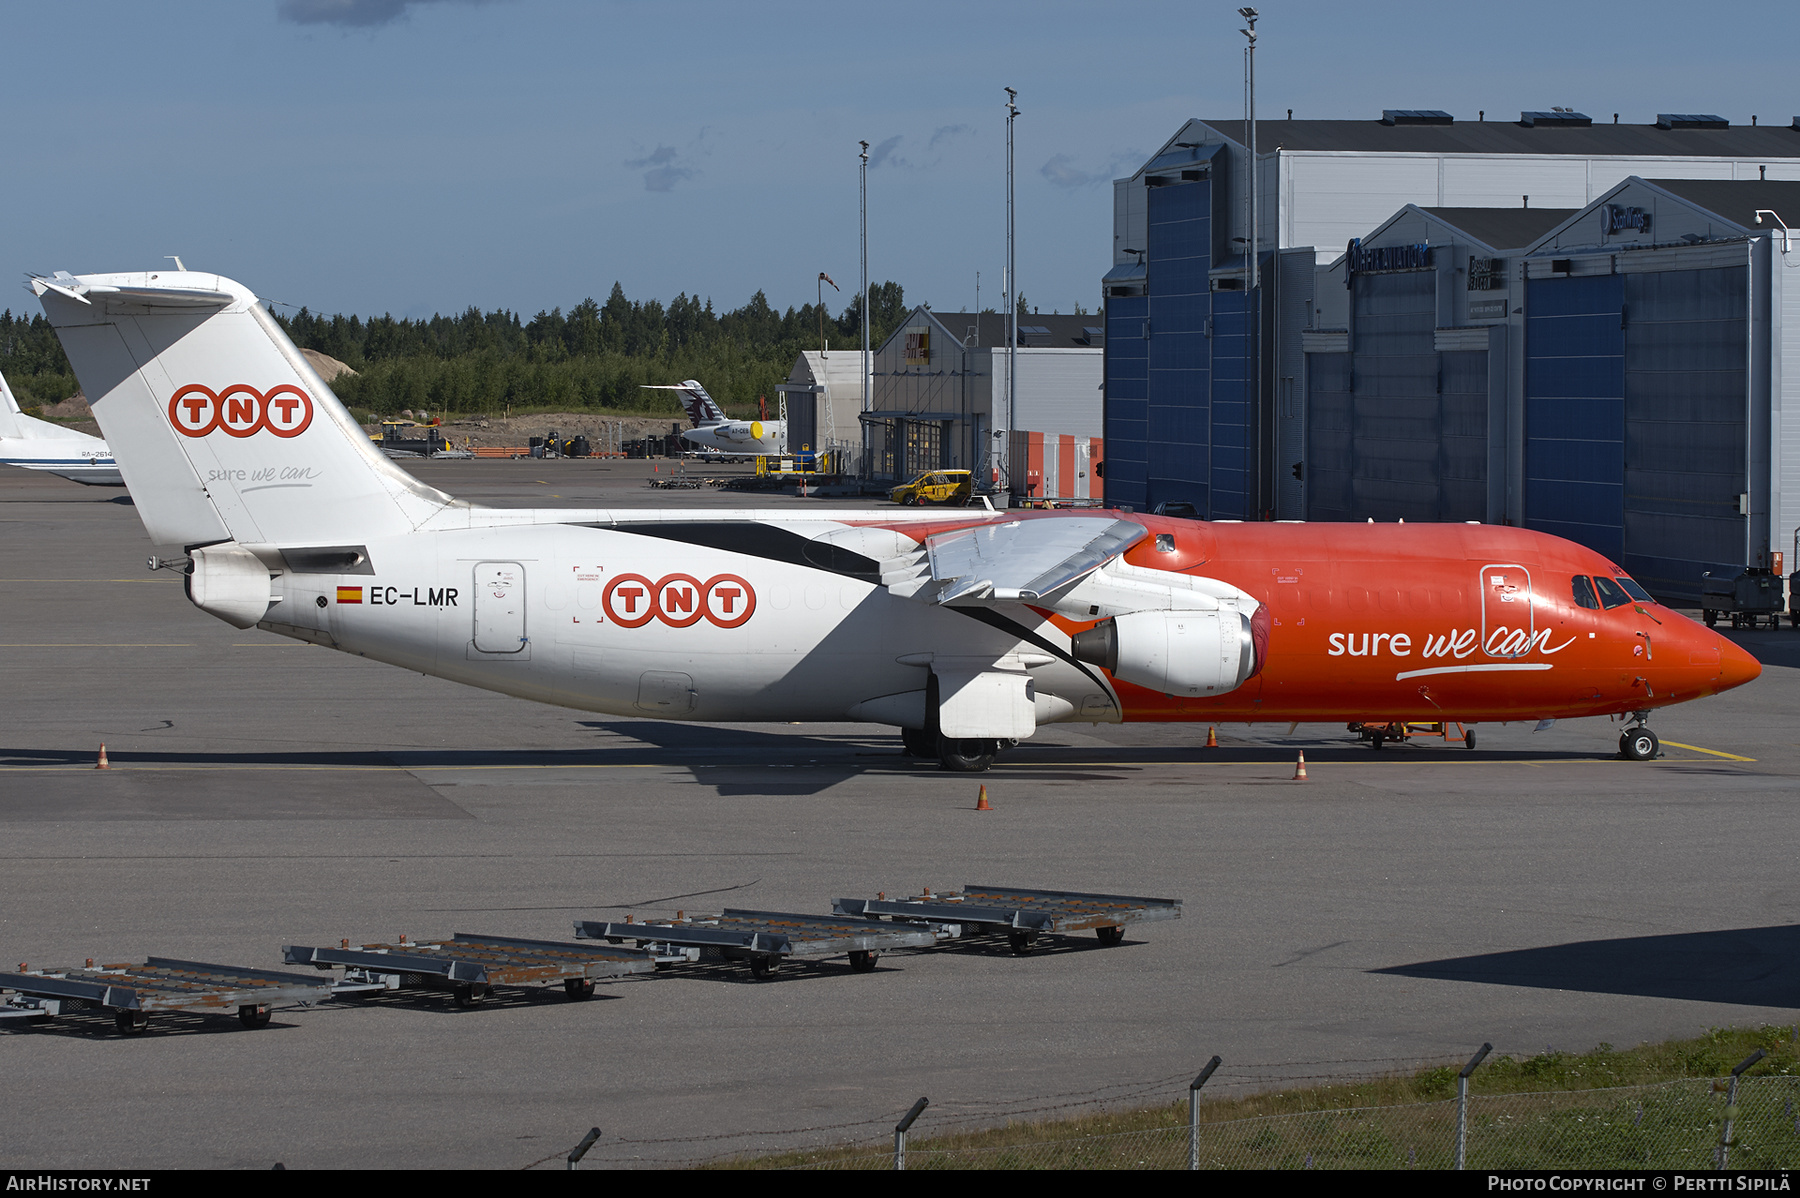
top-left (473, 562), bottom-right (528, 655)
top-left (1480, 563), bottom-right (1532, 658)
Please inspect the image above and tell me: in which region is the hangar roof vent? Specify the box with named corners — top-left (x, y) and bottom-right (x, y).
top-left (1657, 113), bottom-right (1729, 129)
top-left (1382, 109), bottom-right (1453, 126)
top-left (1520, 110), bottom-right (1593, 127)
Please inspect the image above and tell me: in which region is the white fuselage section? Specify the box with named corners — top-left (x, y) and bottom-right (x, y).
top-left (256, 521), bottom-right (1114, 727)
top-left (0, 436), bottom-right (122, 485)
top-left (681, 420), bottom-right (786, 456)
top-left (0, 420), bottom-right (122, 486)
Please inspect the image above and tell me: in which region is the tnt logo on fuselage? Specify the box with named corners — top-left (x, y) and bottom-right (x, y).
top-left (168, 384), bottom-right (314, 438)
top-left (603, 573), bottom-right (755, 629)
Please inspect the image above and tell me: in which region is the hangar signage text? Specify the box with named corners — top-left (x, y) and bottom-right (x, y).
top-left (1605, 205), bottom-right (1652, 235)
top-left (1345, 239), bottom-right (1432, 285)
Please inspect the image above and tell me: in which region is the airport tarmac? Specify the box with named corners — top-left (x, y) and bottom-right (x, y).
top-left (3, 458), bottom-right (1797, 1170)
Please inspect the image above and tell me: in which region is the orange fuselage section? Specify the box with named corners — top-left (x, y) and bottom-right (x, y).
top-left (1044, 519), bottom-right (1760, 724)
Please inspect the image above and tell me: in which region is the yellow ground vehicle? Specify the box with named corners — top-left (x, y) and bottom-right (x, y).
top-left (889, 469), bottom-right (973, 506)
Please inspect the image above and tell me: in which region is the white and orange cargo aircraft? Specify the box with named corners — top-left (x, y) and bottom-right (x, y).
top-left (32, 269), bottom-right (1760, 770)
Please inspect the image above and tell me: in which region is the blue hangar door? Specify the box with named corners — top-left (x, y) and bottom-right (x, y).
top-left (1525, 275), bottom-right (1626, 562)
top-left (1525, 269), bottom-right (1747, 599)
top-left (1143, 175), bottom-right (1211, 515)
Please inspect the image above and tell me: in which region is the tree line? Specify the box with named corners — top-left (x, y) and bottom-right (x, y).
top-left (0, 310), bottom-right (77, 408)
top-left (0, 281), bottom-right (913, 417)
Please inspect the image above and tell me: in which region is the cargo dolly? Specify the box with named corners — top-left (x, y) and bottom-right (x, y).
top-left (1702, 567), bottom-right (1784, 629)
top-left (834, 884), bottom-right (1182, 954)
top-left (1349, 720), bottom-right (1477, 750)
top-left (0, 957), bottom-right (334, 1035)
top-left (282, 933), bottom-right (655, 1006)
top-left (574, 909), bottom-right (937, 979)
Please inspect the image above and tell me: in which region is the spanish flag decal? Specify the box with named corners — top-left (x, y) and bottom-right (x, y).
top-left (336, 586), bottom-right (363, 604)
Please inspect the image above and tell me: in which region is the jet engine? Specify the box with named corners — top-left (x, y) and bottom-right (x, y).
top-left (186, 543), bottom-right (277, 629)
top-left (1071, 609), bottom-right (1258, 697)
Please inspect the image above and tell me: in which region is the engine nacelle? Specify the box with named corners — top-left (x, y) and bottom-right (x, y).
top-left (186, 543), bottom-right (276, 629)
top-left (1071, 609), bottom-right (1257, 697)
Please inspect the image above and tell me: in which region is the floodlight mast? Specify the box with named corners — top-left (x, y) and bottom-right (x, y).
top-left (1000, 85), bottom-right (1019, 499)
top-left (1239, 8), bottom-right (1258, 291)
top-left (861, 140), bottom-right (871, 469)
top-left (1239, 6), bottom-right (1263, 518)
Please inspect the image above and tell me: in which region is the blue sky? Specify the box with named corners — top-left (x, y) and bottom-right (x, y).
top-left (6, 0), bottom-right (1796, 320)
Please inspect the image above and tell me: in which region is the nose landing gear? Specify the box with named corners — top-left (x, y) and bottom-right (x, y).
top-left (1619, 723), bottom-right (1660, 761)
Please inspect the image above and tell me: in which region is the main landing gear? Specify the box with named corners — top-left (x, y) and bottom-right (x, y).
top-left (900, 726), bottom-right (1008, 773)
top-left (1619, 722), bottom-right (1660, 761)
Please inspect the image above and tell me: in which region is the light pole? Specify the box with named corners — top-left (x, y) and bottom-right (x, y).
top-left (1239, 9), bottom-right (1258, 291)
top-left (861, 139), bottom-right (871, 478)
top-left (1239, 6), bottom-right (1262, 517)
top-left (818, 271), bottom-right (839, 357)
top-left (1000, 85), bottom-right (1019, 499)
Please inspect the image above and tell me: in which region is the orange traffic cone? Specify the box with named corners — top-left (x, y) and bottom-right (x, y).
top-left (1292, 751), bottom-right (1308, 781)
top-left (1205, 725), bottom-right (1219, 749)
top-left (975, 785), bottom-right (992, 811)
top-left (95, 744), bottom-right (110, 770)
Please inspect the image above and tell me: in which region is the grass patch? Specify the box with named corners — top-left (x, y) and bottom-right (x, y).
top-left (715, 1026), bottom-right (1800, 1170)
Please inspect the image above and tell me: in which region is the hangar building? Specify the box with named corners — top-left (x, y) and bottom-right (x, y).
top-left (779, 350), bottom-right (864, 467)
top-left (860, 307), bottom-right (1101, 487)
top-left (1304, 176), bottom-right (1800, 600)
top-left (1102, 111), bottom-right (1800, 525)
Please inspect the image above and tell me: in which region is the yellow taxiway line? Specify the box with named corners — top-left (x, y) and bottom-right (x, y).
top-left (1657, 740), bottom-right (1758, 762)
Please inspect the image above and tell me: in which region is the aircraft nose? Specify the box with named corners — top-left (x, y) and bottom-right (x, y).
top-left (1714, 635), bottom-right (1762, 694)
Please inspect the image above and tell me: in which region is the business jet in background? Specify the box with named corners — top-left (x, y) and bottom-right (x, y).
top-left (642, 379), bottom-right (786, 456)
top-left (33, 268), bottom-right (1759, 771)
top-left (0, 368), bottom-right (121, 486)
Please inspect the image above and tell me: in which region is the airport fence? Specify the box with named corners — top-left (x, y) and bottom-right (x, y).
top-left (772, 1076), bottom-right (1800, 1171)
top-left (539, 1042), bottom-right (1800, 1171)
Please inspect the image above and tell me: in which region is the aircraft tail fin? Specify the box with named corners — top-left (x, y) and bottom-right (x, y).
top-left (639, 380), bottom-right (728, 427)
top-left (0, 370), bottom-right (24, 438)
top-left (671, 380), bottom-right (727, 426)
top-left (0, 367), bottom-right (106, 447)
top-left (34, 270), bottom-right (453, 548)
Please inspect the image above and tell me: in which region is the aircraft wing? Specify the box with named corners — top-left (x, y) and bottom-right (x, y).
top-left (881, 516), bottom-right (1145, 604)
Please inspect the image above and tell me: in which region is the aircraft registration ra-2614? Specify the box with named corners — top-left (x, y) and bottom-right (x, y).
top-left (0, 364), bottom-right (121, 486)
top-left (640, 379), bottom-right (786, 457)
top-left (32, 269), bottom-right (1760, 770)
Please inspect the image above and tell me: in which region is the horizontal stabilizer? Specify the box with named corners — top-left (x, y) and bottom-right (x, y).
top-left (31, 272), bottom-right (234, 310)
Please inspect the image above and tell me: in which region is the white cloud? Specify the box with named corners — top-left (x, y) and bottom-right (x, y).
top-left (867, 135), bottom-right (906, 170)
top-left (277, 0), bottom-right (502, 28)
top-left (1041, 150), bottom-right (1145, 190)
top-left (626, 145), bottom-right (697, 192)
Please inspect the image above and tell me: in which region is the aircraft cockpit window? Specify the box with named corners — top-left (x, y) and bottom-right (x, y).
top-left (1571, 575), bottom-right (1600, 609)
top-left (1615, 576), bottom-right (1654, 604)
top-left (1592, 576), bottom-right (1631, 610)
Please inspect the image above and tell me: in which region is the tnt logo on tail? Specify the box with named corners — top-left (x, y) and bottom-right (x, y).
top-left (169, 384), bottom-right (314, 438)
